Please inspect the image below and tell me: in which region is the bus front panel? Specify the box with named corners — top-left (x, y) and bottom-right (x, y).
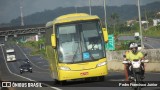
top-left (57, 58), bottom-right (108, 81)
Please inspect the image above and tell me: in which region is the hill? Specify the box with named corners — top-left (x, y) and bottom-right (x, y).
top-left (1, 2), bottom-right (160, 27)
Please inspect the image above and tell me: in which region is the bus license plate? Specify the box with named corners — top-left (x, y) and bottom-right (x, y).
top-left (80, 72), bottom-right (88, 76)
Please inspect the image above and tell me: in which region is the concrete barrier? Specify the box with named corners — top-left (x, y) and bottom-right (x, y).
top-left (107, 49), bottom-right (160, 72)
top-left (107, 49), bottom-right (160, 62)
top-left (108, 60), bottom-right (160, 72)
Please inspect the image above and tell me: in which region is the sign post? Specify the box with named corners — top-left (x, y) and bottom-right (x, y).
top-left (106, 34), bottom-right (115, 50)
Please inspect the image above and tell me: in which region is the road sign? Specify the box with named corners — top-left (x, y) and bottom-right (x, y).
top-left (106, 34), bottom-right (115, 50)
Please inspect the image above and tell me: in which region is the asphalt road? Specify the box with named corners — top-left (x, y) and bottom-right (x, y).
top-left (0, 43), bottom-right (160, 90)
top-left (118, 36), bottom-right (160, 49)
top-left (0, 45), bottom-right (57, 90)
top-left (143, 37), bottom-right (160, 49)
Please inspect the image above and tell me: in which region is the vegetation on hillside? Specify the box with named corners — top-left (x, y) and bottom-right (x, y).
top-left (0, 2), bottom-right (160, 27)
top-left (19, 38), bottom-right (46, 57)
top-left (144, 25), bottom-right (160, 37)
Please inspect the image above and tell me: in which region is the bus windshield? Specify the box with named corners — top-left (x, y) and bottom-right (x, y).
top-left (57, 21), bottom-right (105, 63)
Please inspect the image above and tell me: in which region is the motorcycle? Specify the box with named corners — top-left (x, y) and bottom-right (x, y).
top-left (123, 54), bottom-right (149, 90)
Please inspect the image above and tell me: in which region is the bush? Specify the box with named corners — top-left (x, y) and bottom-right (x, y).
top-left (144, 25), bottom-right (160, 37)
top-left (19, 41), bottom-right (45, 57)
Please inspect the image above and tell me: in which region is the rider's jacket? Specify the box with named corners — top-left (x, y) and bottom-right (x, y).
top-left (125, 50), bottom-right (144, 61)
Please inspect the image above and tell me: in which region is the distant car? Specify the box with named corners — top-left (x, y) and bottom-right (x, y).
top-left (6, 48), bottom-right (16, 62)
top-left (137, 43), bottom-right (145, 50)
top-left (19, 63), bottom-right (32, 74)
top-left (0, 42), bottom-right (4, 46)
top-left (138, 44), bottom-right (142, 50)
top-left (23, 59), bottom-right (30, 63)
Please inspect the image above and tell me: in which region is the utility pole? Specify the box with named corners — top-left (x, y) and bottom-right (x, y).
top-left (20, 0), bottom-right (24, 26)
top-left (75, 6), bottom-right (78, 13)
top-left (138, 0), bottom-right (143, 49)
top-left (145, 9), bottom-right (149, 29)
top-left (89, 0), bottom-right (92, 15)
top-left (103, 0), bottom-right (107, 29)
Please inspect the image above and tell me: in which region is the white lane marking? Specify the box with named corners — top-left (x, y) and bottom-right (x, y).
top-left (143, 42), bottom-right (154, 49)
top-left (16, 44), bottom-right (49, 71)
top-left (1, 46), bottom-right (62, 90)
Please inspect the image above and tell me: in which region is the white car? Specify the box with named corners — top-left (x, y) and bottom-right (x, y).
top-left (6, 49), bottom-right (16, 62)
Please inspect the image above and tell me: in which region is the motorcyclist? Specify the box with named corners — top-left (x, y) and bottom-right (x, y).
top-left (124, 42), bottom-right (145, 80)
top-left (144, 36), bottom-right (147, 41)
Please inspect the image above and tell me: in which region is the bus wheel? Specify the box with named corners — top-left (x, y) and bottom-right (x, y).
top-left (59, 80), bottom-right (66, 86)
top-left (98, 76), bottom-right (105, 81)
top-left (92, 77), bottom-right (99, 81)
top-left (84, 78), bottom-right (91, 82)
top-left (54, 79), bottom-right (59, 85)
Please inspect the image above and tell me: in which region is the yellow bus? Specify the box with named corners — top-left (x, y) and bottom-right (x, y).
top-left (45, 13), bottom-right (108, 84)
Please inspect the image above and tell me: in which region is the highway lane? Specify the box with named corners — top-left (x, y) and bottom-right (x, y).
top-left (0, 45), bottom-right (59, 90)
top-left (144, 37), bottom-right (160, 49)
top-left (1, 43), bottom-right (160, 90)
top-left (118, 36), bottom-right (160, 49)
top-left (0, 45), bottom-right (61, 90)
top-left (4, 45), bottom-right (51, 81)
top-left (17, 46), bottom-right (49, 71)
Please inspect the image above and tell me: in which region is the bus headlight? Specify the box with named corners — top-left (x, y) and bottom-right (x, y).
top-left (97, 62), bottom-right (107, 67)
top-left (59, 66), bottom-right (71, 71)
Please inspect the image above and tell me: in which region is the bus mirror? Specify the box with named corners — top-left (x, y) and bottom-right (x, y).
top-left (51, 34), bottom-right (56, 48)
top-left (102, 28), bottom-right (108, 43)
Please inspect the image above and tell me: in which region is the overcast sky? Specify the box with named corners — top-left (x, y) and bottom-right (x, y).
top-left (0, 0), bottom-right (159, 24)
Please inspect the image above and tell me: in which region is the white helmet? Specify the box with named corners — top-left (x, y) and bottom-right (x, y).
top-left (129, 42), bottom-right (138, 48)
top-left (129, 42), bottom-right (138, 54)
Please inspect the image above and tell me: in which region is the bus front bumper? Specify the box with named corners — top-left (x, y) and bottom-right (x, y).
top-left (58, 65), bottom-right (108, 81)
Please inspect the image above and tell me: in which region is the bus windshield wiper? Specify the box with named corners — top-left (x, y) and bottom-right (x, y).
top-left (71, 43), bottom-right (80, 63)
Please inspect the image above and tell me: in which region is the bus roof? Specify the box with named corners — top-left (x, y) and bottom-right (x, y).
top-left (46, 13), bottom-right (100, 27)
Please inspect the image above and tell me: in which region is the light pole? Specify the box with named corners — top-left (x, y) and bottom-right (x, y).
top-left (20, 0), bottom-right (24, 26)
top-left (75, 6), bottom-right (78, 13)
top-left (138, 0), bottom-right (143, 49)
top-left (103, 0), bottom-right (107, 29)
top-left (89, 0), bottom-right (92, 15)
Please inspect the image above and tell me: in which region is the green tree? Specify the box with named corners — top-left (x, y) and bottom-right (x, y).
top-left (110, 13), bottom-right (119, 34)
